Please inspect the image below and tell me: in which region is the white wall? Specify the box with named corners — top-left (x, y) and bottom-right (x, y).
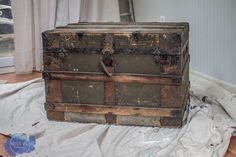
top-left (133, 0), bottom-right (236, 85)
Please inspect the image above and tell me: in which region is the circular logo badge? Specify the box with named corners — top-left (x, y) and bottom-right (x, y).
top-left (4, 133), bottom-right (36, 156)
top-left (9, 134), bottom-right (31, 155)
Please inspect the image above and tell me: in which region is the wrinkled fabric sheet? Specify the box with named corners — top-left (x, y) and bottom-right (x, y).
top-left (0, 74), bottom-right (235, 157)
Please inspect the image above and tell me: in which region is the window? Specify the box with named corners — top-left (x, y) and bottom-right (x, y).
top-left (119, 0), bottom-right (135, 22)
top-left (0, 0), bottom-right (14, 74)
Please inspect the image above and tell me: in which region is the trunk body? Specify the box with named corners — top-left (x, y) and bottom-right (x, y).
top-left (43, 22), bottom-right (190, 127)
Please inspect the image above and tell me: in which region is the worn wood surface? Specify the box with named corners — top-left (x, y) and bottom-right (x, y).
top-left (46, 110), bottom-right (186, 128)
top-left (45, 79), bottom-right (62, 103)
top-left (43, 22), bottom-right (190, 128)
top-left (45, 103), bottom-right (184, 117)
top-left (43, 72), bottom-right (183, 85)
top-left (105, 81), bottom-right (115, 105)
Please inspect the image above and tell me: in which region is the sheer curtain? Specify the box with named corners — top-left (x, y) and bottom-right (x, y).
top-left (11, 0), bottom-right (120, 74)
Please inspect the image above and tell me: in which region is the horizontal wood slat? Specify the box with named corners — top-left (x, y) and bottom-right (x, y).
top-left (46, 103), bottom-right (184, 118)
top-left (43, 72), bottom-right (182, 85)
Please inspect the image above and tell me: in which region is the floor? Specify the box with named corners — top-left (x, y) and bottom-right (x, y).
top-left (0, 72), bottom-right (42, 83)
top-left (0, 72), bottom-right (235, 157)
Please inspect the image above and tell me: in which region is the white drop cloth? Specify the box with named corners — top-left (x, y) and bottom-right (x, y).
top-left (0, 74), bottom-right (235, 157)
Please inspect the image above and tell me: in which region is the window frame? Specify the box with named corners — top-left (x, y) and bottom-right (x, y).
top-left (0, 56), bottom-right (15, 74)
top-left (0, 1), bottom-right (15, 74)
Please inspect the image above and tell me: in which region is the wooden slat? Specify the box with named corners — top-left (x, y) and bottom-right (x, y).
top-left (43, 72), bottom-right (181, 85)
top-left (50, 103), bottom-right (184, 118)
top-left (160, 85), bottom-right (182, 108)
top-left (55, 22), bottom-right (189, 34)
top-left (45, 80), bottom-right (62, 103)
top-left (50, 29), bottom-right (185, 34)
top-left (105, 82), bottom-right (115, 105)
top-left (180, 39), bottom-right (189, 55)
top-left (64, 22), bottom-right (189, 29)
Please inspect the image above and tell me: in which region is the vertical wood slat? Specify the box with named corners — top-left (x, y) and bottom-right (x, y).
top-left (104, 66), bottom-right (115, 106)
top-left (105, 82), bottom-right (115, 105)
top-left (45, 80), bottom-right (63, 103)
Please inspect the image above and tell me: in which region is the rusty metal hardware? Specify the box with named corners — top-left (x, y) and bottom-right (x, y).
top-left (102, 34), bottom-right (114, 54)
top-left (154, 55), bottom-right (161, 64)
top-left (172, 76), bottom-right (182, 84)
top-left (58, 52), bottom-right (65, 59)
top-left (44, 102), bottom-right (55, 111)
top-left (103, 53), bottom-right (113, 66)
top-left (153, 48), bottom-right (161, 64)
top-left (132, 31), bottom-right (140, 41)
top-left (77, 32), bottom-right (84, 40)
top-left (43, 72), bottom-right (52, 80)
top-left (42, 32), bottom-right (48, 40)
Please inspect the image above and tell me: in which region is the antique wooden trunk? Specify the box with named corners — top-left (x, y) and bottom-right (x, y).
top-left (42, 22), bottom-right (190, 128)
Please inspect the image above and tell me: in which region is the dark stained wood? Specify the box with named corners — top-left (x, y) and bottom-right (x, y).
top-left (105, 113), bottom-right (117, 124)
top-left (43, 23), bottom-right (189, 78)
top-left (161, 85), bottom-right (182, 107)
top-left (160, 117), bottom-right (182, 127)
top-left (43, 53), bottom-right (61, 71)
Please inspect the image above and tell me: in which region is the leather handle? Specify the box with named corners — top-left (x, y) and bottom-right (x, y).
top-left (100, 61), bottom-right (113, 77)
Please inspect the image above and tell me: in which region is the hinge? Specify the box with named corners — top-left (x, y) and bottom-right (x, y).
top-left (42, 72), bottom-right (52, 80)
top-left (172, 76), bottom-right (182, 84)
top-left (105, 112), bottom-right (117, 124)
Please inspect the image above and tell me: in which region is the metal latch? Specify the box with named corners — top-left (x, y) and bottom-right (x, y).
top-left (101, 34), bottom-right (114, 77)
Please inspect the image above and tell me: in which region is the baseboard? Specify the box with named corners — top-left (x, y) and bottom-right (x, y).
top-left (190, 69), bottom-right (236, 93)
